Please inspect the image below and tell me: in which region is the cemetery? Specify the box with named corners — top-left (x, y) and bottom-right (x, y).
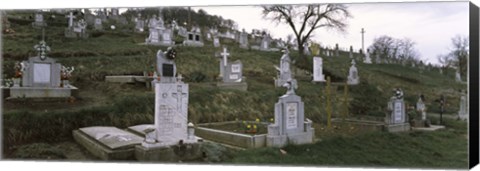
top-left (0, 6), bottom-right (470, 169)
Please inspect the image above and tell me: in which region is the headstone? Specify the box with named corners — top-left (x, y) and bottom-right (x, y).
top-left (303, 43), bottom-right (311, 55)
top-left (267, 80), bottom-right (315, 147)
top-left (335, 43), bottom-right (339, 57)
top-left (455, 70), bottom-right (462, 82)
top-left (349, 46), bottom-right (353, 58)
top-left (364, 48), bottom-right (372, 64)
top-left (260, 34), bottom-right (271, 51)
top-left (9, 40), bottom-right (77, 98)
top-left (385, 88), bottom-right (410, 132)
top-left (458, 90), bottom-right (468, 121)
top-left (94, 18), bottom-right (103, 31)
top-left (213, 36), bottom-right (220, 48)
top-left (183, 26), bottom-right (204, 47)
top-left (32, 12), bottom-right (47, 28)
top-left (239, 29), bottom-right (249, 49)
top-left (216, 47), bottom-right (248, 90)
top-left (347, 60), bottom-right (359, 85)
top-left (154, 48), bottom-right (177, 83)
top-left (414, 94), bottom-right (429, 127)
top-left (312, 57), bottom-right (326, 82)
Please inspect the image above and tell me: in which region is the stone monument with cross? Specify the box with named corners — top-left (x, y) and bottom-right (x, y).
top-left (267, 79), bottom-right (315, 147)
top-left (8, 39), bottom-right (77, 99)
top-left (216, 47), bottom-right (248, 91)
top-left (385, 88), bottom-right (410, 132)
top-left (413, 94), bottom-right (430, 127)
top-left (347, 59), bottom-right (360, 85)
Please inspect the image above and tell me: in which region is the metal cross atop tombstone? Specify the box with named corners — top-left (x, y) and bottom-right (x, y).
top-left (65, 12), bottom-right (76, 27)
top-left (221, 47), bottom-right (230, 67)
top-left (361, 28), bottom-right (366, 54)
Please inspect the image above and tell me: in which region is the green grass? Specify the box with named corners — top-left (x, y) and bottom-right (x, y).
top-left (227, 119), bottom-right (468, 169)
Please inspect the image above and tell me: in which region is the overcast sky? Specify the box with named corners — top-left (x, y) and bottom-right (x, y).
top-left (192, 1), bottom-right (469, 65)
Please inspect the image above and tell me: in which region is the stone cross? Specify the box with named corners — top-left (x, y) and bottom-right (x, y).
top-left (65, 12), bottom-right (76, 28)
top-left (361, 28), bottom-right (366, 53)
top-left (221, 47), bottom-right (230, 67)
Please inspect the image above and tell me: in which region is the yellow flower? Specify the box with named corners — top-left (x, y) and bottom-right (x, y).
top-left (253, 125), bottom-right (257, 129)
top-left (270, 118), bottom-right (274, 122)
top-left (256, 118), bottom-right (260, 122)
top-left (247, 125), bottom-right (251, 128)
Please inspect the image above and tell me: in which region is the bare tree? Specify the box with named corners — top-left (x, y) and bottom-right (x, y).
top-left (369, 35), bottom-right (420, 65)
top-left (450, 35), bottom-right (469, 76)
top-left (262, 4), bottom-right (352, 58)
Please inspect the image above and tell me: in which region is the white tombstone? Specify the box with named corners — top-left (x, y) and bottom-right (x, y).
top-left (312, 57), bottom-right (325, 82)
top-left (385, 88), bottom-right (410, 132)
top-left (416, 97), bottom-right (427, 120)
top-left (94, 18), bottom-right (103, 30)
top-left (364, 49), bottom-right (372, 64)
top-left (213, 37), bottom-right (220, 47)
top-left (458, 91), bottom-right (468, 121)
top-left (455, 70), bottom-right (462, 82)
top-left (347, 60), bottom-right (359, 85)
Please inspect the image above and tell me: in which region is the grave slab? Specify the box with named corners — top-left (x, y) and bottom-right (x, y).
top-left (73, 126), bottom-right (144, 160)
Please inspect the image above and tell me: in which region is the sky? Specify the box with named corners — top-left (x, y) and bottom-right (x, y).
top-left (191, 1), bottom-right (469, 66)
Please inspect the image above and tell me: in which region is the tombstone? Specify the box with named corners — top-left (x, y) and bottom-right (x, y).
top-left (346, 60), bottom-right (360, 85)
top-left (216, 47), bottom-right (248, 91)
top-left (385, 88), bottom-right (411, 132)
top-left (349, 46), bottom-right (353, 58)
top-left (455, 70), bottom-right (462, 82)
top-left (8, 40), bottom-right (77, 99)
top-left (458, 90), bottom-right (468, 121)
top-left (274, 49), bottom-right (297, 88)
top-left (32, 12), bottom-right (47, 28)
top-left (364, 48), bottom-right (372, 64)
top-left (267, 80), bottom-right (315, 147)
top-left (335, 43), bottom-right (339, 57)
top-left (84, 9), bottom-right (96, 25)
top-left (312, 57), bottom-right (326, 82)
top-left (213, 36), bottom-right (220, 47)
top-left (94, 18), bottom-right (103, 31)
top-left (183, 26), bottom-right (204, 47)
top-left (65, 14), bottom-right (88, 39)
top-left (413, 94), bottom-right (430, 127)
top-left (239, 29), bottom-right (249, 49)
top-left (259, 34), bottom-right (271, 51)
top-left (303, 43), bottom-right (311, 55)
top-left (134, 15), bottom-right (145, 33)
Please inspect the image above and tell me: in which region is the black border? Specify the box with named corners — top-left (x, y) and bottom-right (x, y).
top-left (469, 2), bottom-right (479, 169)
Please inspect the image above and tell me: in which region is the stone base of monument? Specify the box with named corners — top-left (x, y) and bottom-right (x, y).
top-left (145, 41), bottom-right (174, 47)
top-left (72, 126), bottom-right (144, 160)
top-left (266, 130), bottom-right (315, 148)
top-left (134, 142), bottom-right (203, 162)
top-left (411, 119), bottom-right (431, 128)
top-left (127, 124), bottom-right (204, 162)
top-left (384, 123), bottom-right (411, 133)
top-left (216, 81), bottom-right (248, 91)
top-left (183, 40), bottom-right (204, 47)
top-left (8, 86), bottom-right (78, 99)
top-left (412, 125), bottom-right (445, 131)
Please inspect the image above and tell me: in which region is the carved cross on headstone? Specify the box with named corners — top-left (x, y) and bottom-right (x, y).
top-left (172, 84), bottom-right (188, 114)
top-left (65, 11), bottom-right (76, 28)
top-left (221, 47), bottom-right (230, 67)
top-left (34, 41), bottom-right (50, 60)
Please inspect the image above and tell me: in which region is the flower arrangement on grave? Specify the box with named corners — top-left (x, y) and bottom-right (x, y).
top-left (13, 62), bottom-right (23, 78)
top-left (61, 66), bottom-right (75, 80)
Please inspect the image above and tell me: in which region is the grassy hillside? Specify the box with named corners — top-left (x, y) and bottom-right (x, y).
top-left (1, 11), bottom-right (469, 168)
